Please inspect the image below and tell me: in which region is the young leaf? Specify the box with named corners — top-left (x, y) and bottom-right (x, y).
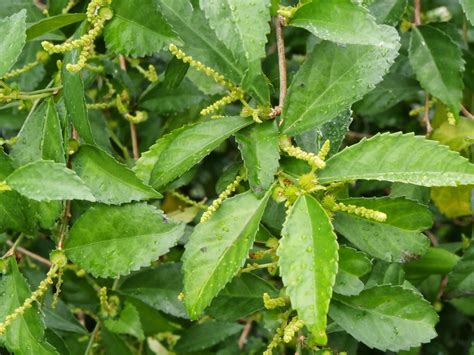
top-left (0, 10), bottom-right (26, 78)
top-left (135, 117), bottom-right (251, 189)
top-left (319, 132), bottom-right (474, 186)
top-left (174, 321), bottom-right (244, 353)
top-left (119, 263), bottom-right (187, 318)
top-left (0, 258), bottom-right (58, 354)
top-left (6, 161), bottom-right (96, 202)
top-left (104, 0), bottom-right (179, 57)
top-left (446, 242), bottom-right (474, 298)
top-left (235, 121), bottom-right (280, 197)
top-left (72, 145), bottom-right (161, 205)
top-left (409, 25), bottom-right (464, 114)
top-left (104, 302), bottom-right (144, 340)
top-left (281, 28), bottom-right (400, 135)
top-left (290, 0), bottom-right (392, 46)
top-left (199, 0), bottom-right (270, 97)
top-left (26, 13), bottom-right (86, 41)
top-left (11, 98), bottom-right (65, 166)
top-left (460, 0), bottom-right (474, 25)
top-left (277, 195), bottom-right (339, 344)
top-left (333, 197), bottom-right (431, 262)
top-left (182, 189), bottom-right (271, 320)
top-left (334, 247), bottom-right (372, 296)
top-left (206, 273), bottom-right (278, 321)
top-left (157, 0), bottom-right (268, 103)
top-left (65, 204), bottom-right (185, 278)
top-left (329, 285), bottom-right (439, 352)
top-left (62, 30), bottom-right (95, 145)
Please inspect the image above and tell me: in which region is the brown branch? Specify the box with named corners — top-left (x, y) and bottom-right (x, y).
top-left (423, 94), bottom-right (432, 135)
top-left (5, 240), bottom-right (52, 267)
top-left (461, 105), bottom-right (474, 120)
top-left (414, 0), bottom-right (421, 26)
top-left (118, 55), bottom-right (139, 160)
top-left (238, 319), bottom-right (253, 350)
top-left (271, 15), bottom-right (287, 120)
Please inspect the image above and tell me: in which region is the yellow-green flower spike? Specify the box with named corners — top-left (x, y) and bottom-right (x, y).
top-left (263, 314), bottom-right (289, 355)
top-left (99, 287), bottom-right (119, 317)
top-left (279, 136), bottom-right (326, 170)
top-left (318, 140), bottom-right (331, 161)
top-left (0, 181), bottom-right (12, 192)
top-left (2, 61), bottom-right (40, 80)
top-left (201, 88), bottom-right (244, 116)
top-left (0, 265), bottom-right (59, 336)
top-left (323, 195), bottom-right (387, 223)
top-left (298, 172), bottom-right (319, 192)
top-left (171, 191), bottom-right (207, 209)
top-left (283, 316), bottom-right (304, 343)
top-left (263, 293), bottom-right (286, 310)
top-left (126, 111), bottom-right (149, 124)
top-left (169, 44), bottom-right (235, 90)
top-left (200, 175), bottom-right (243, 223)
top-left (447, 112), bottom-right (456, 125)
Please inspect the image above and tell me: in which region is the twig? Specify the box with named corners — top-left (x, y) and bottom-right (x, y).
top-left (85, 322), bottom-right (101, 355)
top-left (271, 15), bottom-right (287, 119)
top-left (5, 241), bottom-right (52, 267)
top-left (423, 94), bottom-right (432, 135)
top-left (414, 0), bottom-right (421, 26)
top-left (2, 235), bottom-right (25, 259)
top-left (461, 105), bottom-right (474, 120)
top-left (118, 55), bottom-right (139, 160)
top-left (57, 200), bottom-right (72, 250)
top-left (425, 230), bottom-right (438, 247)
top-left (238, 319), bottom-right (253, 350)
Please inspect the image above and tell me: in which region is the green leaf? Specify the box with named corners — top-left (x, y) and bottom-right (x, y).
top-left (235, 121), bottom-right (280, 197)
top-left (6, 161), bottom-right (96, 202)
top-left (0, 10), bottom-right (27, 78)
top-left (409, 25), bottom-right (464, 114)
top-left (329, 285), bottom-right (439, 352)
top-left (157, 0), bottom-right (268, 103)
top-left (290, 0), bottom-right (393, 46)
top-left (119, 263), bottom-right (187, 318)
top-left (335, 247), bottom-right (372, 296)
top-left (0, 149), bottom-right (36, 233)
top-left (26, 13), bottom-right (86, 41)
top-left (0, 258), bottom-right (58, 354)
top-left (404, 247), bottom-right (460, 281)
top-left (446, 242), bottom-right (474, 298)
top-left (199, 0), bottom-right (270, 97)
top-left (183, 189), bottom-right (271, 319)
top-left (319, 132), bottom-right (474, 186)
top-left (104, 0), bottom-right (179, 57)
top-left (174, 321), bottom-right (244, 353)
top-left (206, 273), bottom-right (278, 321)
top-left (62, 26), bottom-right (95, 145)
top-left (65, 204), bottom-right (185, 278)
top-left (281, 28), bottom-right (400, 135)
top-left (139, 79), bottom-right (205, 114)
top-left (460, 0), bottom-right (474, 25)
top-left (72, 145), bottom-right (161, 205)
top-left (11, 98), bottom-right (65, 166)
top-left (277, 195), bottom-right (339, 344)
top-left (333, 197), bottom-right (431, 262)
top-left (104, 302), bottom-right (144, 340)
top-left (367, 0), bottom-right (407, 26)
top-left (355, 72), bottom-right (419, 115)
top-left (0, 1), bottom-right (43, 22)
top-left (135, 117), bottom-right (251, 189)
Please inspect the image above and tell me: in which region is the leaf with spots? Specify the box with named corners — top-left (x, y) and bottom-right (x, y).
top-left (278, 195), bottom-right (339, 344)
top-left (0, 10), bottom-right (26, 78)
top-left (182, 189), bottom-right (271, 319)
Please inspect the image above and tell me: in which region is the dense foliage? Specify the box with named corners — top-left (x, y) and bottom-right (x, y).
top-left (0, 0), bottom-right (473, 354)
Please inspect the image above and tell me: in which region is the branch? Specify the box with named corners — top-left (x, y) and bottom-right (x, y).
top-left (423, 94), bottom-right (432, 135)
top-left (5, 240), bottom-right (52, 267)
top-left (271, 15), bottom-right (287, 119)
top-left (118, 55), bottom-right (139, 160)
top-left (414, 0), bottom-right (421, 26)
top-left (461, 105), bottom-right (474, 120)
top-left (238, 319), bottom-right (253, 349)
